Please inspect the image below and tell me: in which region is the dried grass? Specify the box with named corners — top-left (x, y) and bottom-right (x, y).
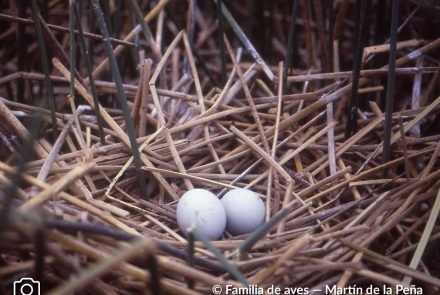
top-left (0, 1), bottom-right (439, 294)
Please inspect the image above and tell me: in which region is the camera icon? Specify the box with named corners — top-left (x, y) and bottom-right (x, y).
top-left (13, 278), bottom-right (40, 295)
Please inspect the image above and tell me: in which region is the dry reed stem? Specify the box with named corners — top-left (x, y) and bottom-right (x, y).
top-left (139, 59), bottom-right (153, 137)
top-left (47, 238), bottom-right (157, 295)
top-left (251, 234), bottom-right (310, 285)
top-left (53, 57), bottom-right (179, 200)
top-left (0, 162), bottom-right (139, 235)
top-left (105, 125), bottom-right (166, 197)
top-left (19, 161), bottom-right (95, 212)
top-left (86, 0), bottom-right (171, 83)
top-left (48, 231), bottom-right (202, 295)
top-left (150, 31), bottom-right (193, 190)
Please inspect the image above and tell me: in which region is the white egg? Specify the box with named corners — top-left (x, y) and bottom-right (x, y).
top-left (176, 188), bottom-right (226, 240)
top-left (221, 188), bottom-right (265, 235)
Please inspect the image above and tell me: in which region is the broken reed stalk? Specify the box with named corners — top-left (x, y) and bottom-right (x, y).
top-left (68, 0), bottom-right (86, 150)
top-left (73, 3), bottom-right (105, 144)
top-left (90, 0), bottom-right (147, 199)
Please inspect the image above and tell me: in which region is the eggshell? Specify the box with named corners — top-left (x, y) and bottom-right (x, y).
top-left (221, 188), bottom-right (265, 235)
top-left (176, 188), bottom-right (226, 240)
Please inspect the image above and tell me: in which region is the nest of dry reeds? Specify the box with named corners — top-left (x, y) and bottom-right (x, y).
top-left (1, 0), bottom-right (440, 294)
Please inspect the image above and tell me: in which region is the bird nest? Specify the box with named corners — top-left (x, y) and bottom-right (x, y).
top-left (0, 1), bottom-right (439, 294)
